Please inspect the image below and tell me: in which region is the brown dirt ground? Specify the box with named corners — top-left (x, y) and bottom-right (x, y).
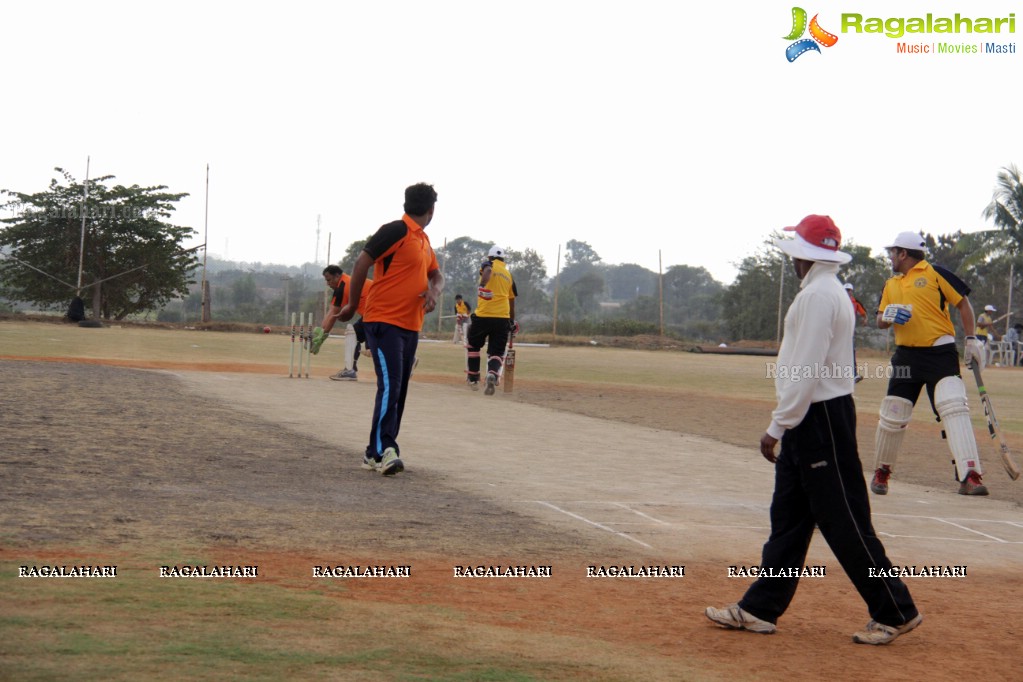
top-left (2, 356), bottom-right (1022, 681)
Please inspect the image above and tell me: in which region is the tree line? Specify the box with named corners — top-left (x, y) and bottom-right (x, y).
top-left (3, 166), bottom-right (1023, 343)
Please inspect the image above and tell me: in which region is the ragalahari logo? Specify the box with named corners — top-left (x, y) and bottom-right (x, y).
top-left (784, 7), bottom-right (838, 61)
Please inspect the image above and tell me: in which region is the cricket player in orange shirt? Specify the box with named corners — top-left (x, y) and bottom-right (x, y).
top-left (339, 183), bottom-right (444, 476)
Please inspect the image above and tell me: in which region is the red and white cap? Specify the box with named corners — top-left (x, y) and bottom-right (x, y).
top-left (775, 215), bottom-right (852, 264)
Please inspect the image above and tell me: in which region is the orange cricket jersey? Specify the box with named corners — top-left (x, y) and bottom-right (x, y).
top-left (363, 214), bottom-right (439, 331)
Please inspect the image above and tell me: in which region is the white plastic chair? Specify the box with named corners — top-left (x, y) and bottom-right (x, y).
top-left (988, 340), bottom-right (1011, 366)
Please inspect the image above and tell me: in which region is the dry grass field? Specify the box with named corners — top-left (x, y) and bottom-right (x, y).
top-left (2, 317), bottom-right (1022, 681)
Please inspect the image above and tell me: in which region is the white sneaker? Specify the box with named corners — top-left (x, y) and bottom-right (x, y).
top-left (705, 604), bottom-right (776, 634)
top-left (379, 447), bottom-right (404, 476)
top-left (484, 372), bottom-right (498, 395)
top-left (361, 455), bottom-right (379, 472)
top-left (852, 613), bottom-right (922, 645)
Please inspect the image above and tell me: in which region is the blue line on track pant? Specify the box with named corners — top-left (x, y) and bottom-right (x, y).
top-left (738, 394), bottom-right (919, 628)
top-left (363, 321), bottom-right (419, 460)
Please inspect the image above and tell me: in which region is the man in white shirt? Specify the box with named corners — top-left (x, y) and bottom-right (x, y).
top-left (705, 215), bottom-right (921, 646)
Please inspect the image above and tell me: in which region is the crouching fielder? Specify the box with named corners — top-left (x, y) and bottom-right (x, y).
top-left (871, 231), bottom-right (988, 496)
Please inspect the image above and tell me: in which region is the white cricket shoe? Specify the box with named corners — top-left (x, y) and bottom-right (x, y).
top-left (852, 613), bottom-right (922, 645)
top-left (379, 447), bottom-right (404, 476)
top-left (705, 605), bottom-right (776, 634)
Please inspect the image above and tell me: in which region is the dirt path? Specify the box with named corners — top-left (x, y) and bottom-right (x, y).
top-left (4, 359), bottom-right (1023, 680)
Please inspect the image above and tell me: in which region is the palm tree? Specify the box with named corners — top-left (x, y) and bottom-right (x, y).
top-left (983, 164), bottom-right (1023, 252)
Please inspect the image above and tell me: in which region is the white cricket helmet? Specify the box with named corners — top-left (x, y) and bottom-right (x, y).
top-left (488, 245), bottom-right (505, 258)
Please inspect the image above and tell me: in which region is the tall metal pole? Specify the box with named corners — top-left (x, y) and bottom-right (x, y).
top-left (438, 237), bottom-right (447, 333)
top-left (324, 232), bottom-right (332, 316)
top-left (76, 156), bottom-right (90, 295)
top-left (658, 249), bottom-right (664, 337)
top-left (282, 276), bottom-right (292, 326)
top-left (315, 214), bottom-right (321, 266)
top-left (1006, 261), bottom-right (1014, 336)
top-left (552, 244), bottom-right (562, 340)
top-left (201, 163), bottom-right (211, 322)
top-left (776, 257), bottom-right (785, 343)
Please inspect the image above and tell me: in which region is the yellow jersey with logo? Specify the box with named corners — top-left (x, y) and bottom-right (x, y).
top-left (455, 300), bottom-right (470, 316)
top-left (975, 312), bottom-right (994, 337)
top-left (476, 258), bottom-right (516, 318)
top-left (877, 260), bottom-right (970, 347)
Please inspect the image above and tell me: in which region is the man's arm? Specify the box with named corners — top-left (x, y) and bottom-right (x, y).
top-left (477, 262), bottom-right (493, 302)
top-left (320, 305), bottom-right (342, 334)
top-left (422, 268), bottom-right (444, 313)
top-left (958, 297), bottom-right (977, 337)
top-left (764, 293), bottom-right (833, 448)
top-left (319, 281), bottom-right (343, 333)
top-left (958, 297), bottom-right (986, 369)
top-left (338, 252), bottom-right (373, 322)
top-left (875, 288), bottom-right (891, 329)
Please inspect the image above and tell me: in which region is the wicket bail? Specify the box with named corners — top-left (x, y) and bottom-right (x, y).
top-left (289, 312), bottom-right (313, 378)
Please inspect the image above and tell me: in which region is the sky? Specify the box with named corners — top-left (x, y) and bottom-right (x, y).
top-left (1, 0), bottom-right (1020, 285)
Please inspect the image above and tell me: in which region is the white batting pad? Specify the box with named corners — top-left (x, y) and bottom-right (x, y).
top-left (934, 376), bottom-right (982, 480)
top-left (874, 395), bottom-right (913, 471)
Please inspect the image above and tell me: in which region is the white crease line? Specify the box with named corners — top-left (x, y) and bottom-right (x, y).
top-left (875, 513), bottom-right (1022, 525)
top-left (944, 518), bottom-right (1023, 528)
top-left (536, 501), bottom-right (653, 549)
top-left (874, 513), bottom-right (1021, 542)
top-left (541, 500), bottom-right (766, 508)
top-left (613, 502), bottom-right (671, 525)
top-left (932, 518), bottom-right (1008, 543)
top-left (879, 532), bottom-right (1023, 544)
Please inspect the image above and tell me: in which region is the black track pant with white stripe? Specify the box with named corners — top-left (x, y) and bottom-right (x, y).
top-left (739, 394), bottom-right (919, 628)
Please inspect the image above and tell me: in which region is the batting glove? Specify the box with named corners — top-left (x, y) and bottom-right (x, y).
top-left (964, 336), bottom-right (985, 370)
top-left (509, 319), bottom-right (519, 336)
top-left (881, 304), bottom-right (912, 325)
top-left (310, 327), bottom-right (327, 355)
top-left (478, 287), bottom-right (493, 301)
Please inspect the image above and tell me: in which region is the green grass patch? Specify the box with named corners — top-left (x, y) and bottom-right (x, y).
top-left (2, 559), bottom-right (627, 681)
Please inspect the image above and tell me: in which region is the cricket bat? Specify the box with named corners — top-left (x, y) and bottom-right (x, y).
top-left (503, 334), bottom-right (515, 393)
top-left (971, 364), bottom-right (1022, 480)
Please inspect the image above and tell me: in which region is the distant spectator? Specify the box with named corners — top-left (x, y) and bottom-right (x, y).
top-left (1006, 323), bottom-right (1023, 366)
